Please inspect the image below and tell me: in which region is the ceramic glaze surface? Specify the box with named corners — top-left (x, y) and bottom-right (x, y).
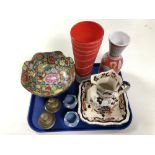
top-left (99, 31), bottom-right (130, 73)
top-left (21, 51), bottom-right (75, 97)
top-left (78, 79), bottom-right (130, 126)
top-left (99, 52), bottom-right (123, 73)
top-left (109, 31), bottom-right (130, 57)
top-left (64, 111), bottom-right (80, 127)
top-left (87, 70), bottom-right (130, 113)
top-left (63, 95), bottom-right (77, 109)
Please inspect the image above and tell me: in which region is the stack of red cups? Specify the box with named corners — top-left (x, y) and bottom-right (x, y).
top-left (70, 21), bottom-right (104, 82)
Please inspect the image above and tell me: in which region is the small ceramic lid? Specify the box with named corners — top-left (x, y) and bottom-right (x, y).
top-left (38, 112), bottom-right (56, 129)
top-left (21, 51), bottom-right (75, 97)
top-left (45, 98), bottom-right (61, 113)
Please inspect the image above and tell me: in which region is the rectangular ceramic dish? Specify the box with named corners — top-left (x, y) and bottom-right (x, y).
top-left (28, 63), bottom-right (132, 132)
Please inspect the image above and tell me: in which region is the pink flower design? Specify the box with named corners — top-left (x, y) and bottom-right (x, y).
top-left (45, 73), bottom-right (60, 84)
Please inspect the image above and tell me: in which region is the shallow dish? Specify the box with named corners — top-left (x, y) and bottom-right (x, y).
top-left (78, 79), bottom-right (130, 126)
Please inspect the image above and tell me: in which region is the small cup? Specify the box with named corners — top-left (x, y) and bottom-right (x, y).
top-left (64, 111), bottom-right (80, 127)
top-left (45, 98), bottom-right (61, 113)
top-left (38, 112), bottom-right (56, 129)
top-left (63, 95), bottom-right (77, 109)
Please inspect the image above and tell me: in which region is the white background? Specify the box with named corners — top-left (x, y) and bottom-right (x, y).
top-left (0, 0), bottom-right (155, 154)
top-left (0, 19), bottom-right (155, 134)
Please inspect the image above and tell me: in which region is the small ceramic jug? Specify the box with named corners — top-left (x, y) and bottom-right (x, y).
top-left (86, 69), bottom-right (130, 110)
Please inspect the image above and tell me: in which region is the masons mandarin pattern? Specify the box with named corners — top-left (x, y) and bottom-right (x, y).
top-left (78, 80), bottom-right (130, 126)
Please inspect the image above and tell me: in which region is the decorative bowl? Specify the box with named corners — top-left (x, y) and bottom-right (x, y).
top-left (21, 51), bottom-right (75, 97)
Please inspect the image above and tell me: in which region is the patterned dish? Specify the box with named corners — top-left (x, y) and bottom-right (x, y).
top-left (21, 51), bottom-right (75, 97)
top-left (78, 80), bottom-right (130, 126)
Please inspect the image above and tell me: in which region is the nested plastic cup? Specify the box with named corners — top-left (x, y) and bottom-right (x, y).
top-left (70, 21), bottom-right (104, 82)
top-left (73, 49), bottom-right (98, 60)
top-left (72, 39), bottom-right (102, 48)
top-left (70, 21), bottom-right (104, 44)
top-left (72, 45), bottom-right (101, 56)
top-left (72, 40), bottom-right (102, 55)
top-left (75, 65), bottom-right (93, 76)
top-left (74, 57), bottom-right (96, 68)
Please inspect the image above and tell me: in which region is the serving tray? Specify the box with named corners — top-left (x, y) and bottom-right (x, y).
top-left (28, 63), bottom-right (132, 132)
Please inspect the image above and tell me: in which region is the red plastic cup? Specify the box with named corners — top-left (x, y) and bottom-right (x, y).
top-left (75, 57), bottom-right (96, 68)
top-left (72, 40), bottom-right (102, 52)
top-left (71, 21), bottom-right (104, 44)
top-left (73, 49), bottom-right (98, 60)
top-left (70, 21), bottom-right (104, 82)
top-left (72, 39), bottom-right (102, 48)
top-left (75, 66), bottom-right (93, 76)
top-left (72, 44), bottom-right (101, 55)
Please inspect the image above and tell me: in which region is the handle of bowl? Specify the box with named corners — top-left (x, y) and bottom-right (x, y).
top-left (118, 81), bottom-right (130, 95)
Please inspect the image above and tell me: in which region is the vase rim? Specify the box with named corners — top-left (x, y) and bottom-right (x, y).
top-left (109, 31), bottom-right (130, 47)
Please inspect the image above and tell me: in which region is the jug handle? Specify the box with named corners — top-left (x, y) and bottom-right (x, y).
top-left (118, 81), bottom-right (130, 95)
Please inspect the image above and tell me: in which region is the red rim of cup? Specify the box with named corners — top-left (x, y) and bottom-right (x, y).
top-left (70, 21), bottom-right (104, 44)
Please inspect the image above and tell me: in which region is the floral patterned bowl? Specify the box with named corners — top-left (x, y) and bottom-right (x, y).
top-left (21, 51), bottom-right (75, 97)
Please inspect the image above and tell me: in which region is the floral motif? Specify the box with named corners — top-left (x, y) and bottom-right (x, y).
top-left (100, 52), bottom-right (123, 73)
top-left (35, 53), bottom-right (44, 60)
top-left (21, 71), bottom-right (29, 84)
top-left (94, 76), bottom-right (99, 81)
top-left (21, 51), bottom-right (75, 97)
top-left (97, 97), bottom-right (103, 105)
top-left (78, 80), bottom-right (128, 125)
top-left (45, 73), bottom-right (60, 84)
top-left (47, 56), bottom-right (55, 64)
